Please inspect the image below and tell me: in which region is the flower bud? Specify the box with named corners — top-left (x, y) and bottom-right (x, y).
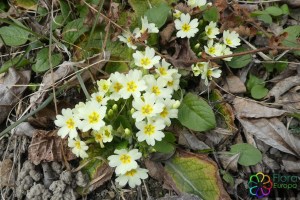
top-left (130, 108), bottom-right (135, 115)
top-left (112, 104), bottom-right (118, 111)
top-left (172, 100), bottom-right (181, 109)
top-left (124, 128), bottom-right (131, 136)
top-left (108, 109), bottom-right (114, 117)
top-left (194, 43), bottom-right (200, 49)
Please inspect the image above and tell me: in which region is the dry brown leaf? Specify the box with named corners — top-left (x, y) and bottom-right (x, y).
top-left (233, 98), bottom-right (286, 118)
top-left (223, 75), bottom-right (246, 94)
top-left (214, 0), bottom-right (228, 12)
top-left (86, 163), bottom-right (113, 193)
top-left (28, 130), bottom-right (76, 165)
top-left (178, 129), bottom-right (210, 150)
top-left (0, 159), bottom-right (14, 188)
top-left (238, 117), bottom-right (300, 156)
top-left (218, 152), bottom-right (239, 171)
top-left (160, 23), bottom-right (175, 45)
top-left (0, 68), bottom-right (31, 124)
top-left (11, 122), bottom-right (36, 137)
top-left (145, 159), bottom-right (166, 182)
top-left (268, 75), bottom-right (300, 101)
top-left (282, 155), bottom-right (300, 173)
top-left (278, 86), bottom-right (300, 112)
top-left (232, 26), bottom-right (257, 38)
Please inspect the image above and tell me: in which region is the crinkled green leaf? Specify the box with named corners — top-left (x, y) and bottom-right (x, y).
top-left (230, 143), bottom-right (262, 166)
top-left (32, 48), bottom-right (63, 73)
top-left (282, 25), bottom-right (300, 55)
top-left (265, 6), bottom-right (283, 16)
top-left (145, 3), bottom-right (170, 28)
top-left (178, 93), bottom-right (216, 132)
top-left (153, 132), bottom-right (176, 153)
top-left (280, 4), bottom-right (289, 15)
top-left (251, 85), bottom-right (268, 100)
top-left (203, 6), bottom-right (219, 22)
top-left (63, 18), bottom-right (89, 44)
top-left (246, 74), bottom-right (265, 91)
top-left (0, 55), bottom-right (30, 74)
top-left (227, 47), bottom-right (252, 68)
top-left (0, 25), bottom-right (29, 46)
top-left (257, 14), bottom-right (272, 24)
top-left (164, 151), bottom-right (230, 199)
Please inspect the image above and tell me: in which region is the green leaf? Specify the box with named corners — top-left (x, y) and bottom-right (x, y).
top-left (222, 172), bottom-right (234, 187)
top-left (0, 25), bottom-right (29, 46)
top-left (105, 61), bottom-right (129, 74)
top-left (251, 10), bottom-right (267, 17)
top-left (227, 47), bottom-right (252, 68)
top-left (59, 0), bottom-right (71, 21)
top-left (178, 93), bottom-right (216, 132)
top-left (251, 85), bottom-right (268, 99)
top-left (145, 3), bottom-right (170, 28)
top-left (32, 48), bottom-right (63, 73)
top-left (257, 14), bottom-right (272, 24)
top-left (15, 0), bottom-right (37, 10)
top-left (280, 4), bottom-right (290, 15)
top-left (203, 6), bottom-right (219, 22)
top-left (153, 132), bottom-right (176, 153)
top-left (282, 25), bottom-right (300, 55)
top-left (0, 55), bottom-right (30, 74)
top-left (246, 74), bottom-right (265, 91)
top-left (164, 151), bottom-right (230, 199)
top-left (265, 6), bottom-right (283, 16)
top-left (263, 61), bottom-right (288, 73)
top-left (62, 18), bottom-right (89, 44)
top-left (230, 143), bottom-right (262, 166)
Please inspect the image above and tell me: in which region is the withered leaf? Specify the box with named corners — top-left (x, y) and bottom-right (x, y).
top-left (0, 68), bottom-right (30, 124)
top-left (28, 130), bottom-right (76, 165)
top-left (0, 159), bottom-right (14, 188)
top-left (223, 75), bottom-right (247, 94)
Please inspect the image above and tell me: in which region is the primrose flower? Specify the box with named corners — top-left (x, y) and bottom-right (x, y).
top-left (187, 0), bottom-right (207, 8)
top-left (201, 64), bottom-right (222, 86)
top-left (77, 101), bottom-right (106, 132)
top-left (223, 30), bottom-right (241, 48)
top-left (204, 40), bottom-right (223, 57)
top-left (92, 125), bottom-right (113, 148)
top-left (54, 108), bottom-right (80, 139)
top-left (221, 44), bottom-right (233, 61)
top-left (140, 16), bottom-right (159, 34)
top-left (159, 99), bottom-right (179, 126)
top-left (166, 70), bottom-right (181, 91)
top-left (119, 69), bottom-right (147, 99)
top-left (132, 92), bottom-right (164, 122)
top-left (191, 62), bottom-right (209, 77)
top-left (92, 130), bottom-right (105, 148)
top-left (118, 28), bottom-right (141, 49)
top-left (205, 22), bottom-right (219, 39)
top-left (68, 138), bottom-right (88, 159)
top-left (109, 72), bottom-right (126, 101)
top-left (97, 79), bottom-right (111, 93)
top-left (115, 167), bottom-right (148, 188)
top-left (174, 13), bottom-right (199, 38)
top-left (136, 119), bottom-right (166, 146)
top-left (155, 59), bottom-right (177, 82)
top-left (91, 91), bottom-right (109, 106)
top-left (173, 10), bottom-right (182, 19)
top-left (108, 149), bottom-right (142, 175)
top-left (133, 47), bottom-right (161, 69)
top-left (143, 75), bottom-right (172, 99)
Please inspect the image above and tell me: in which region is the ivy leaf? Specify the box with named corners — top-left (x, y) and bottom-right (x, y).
top-left (230, 143), bottom-right (262, 166)
top-left (178, 93), bottom-right (216, 132)
top-left (203, 6), bottom-right (219, 22)
top-left (62, 18), bottom-right (89, 44)
top-left (32, 48), bottom-right (63, 73)
top-left (227, 47), bottom-right (252, 68)
top-left (265, 6), bottom-right (283, 16)
top-left (145, 3), bottom-right (170, 28)
top-left (164, 150), bottom-right (230, 199)
top-left (0, 25), bottom-right (29, 47)
top-left (251, 85), bottom-right (268, 100)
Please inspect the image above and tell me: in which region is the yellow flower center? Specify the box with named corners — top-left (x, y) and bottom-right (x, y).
top-left (225, 38), bottom-right (232, 45)
top-left (113, 82), bottom-right (123, 92)
top-left (140, 57), bottom-right (151, 67)
top-left (127, 81), bottom-right (138, 92)
top-left (120, 154), bottom-right (131, 164)
top-left (127, 37), bottom-right (132, 44)
top-left (208, 47), bottom-right (216, 54)
top-left (182, 23), bottom-right (191, 32)
top-left (144, 124), bottom-right (155, 135)
top-left (95, 133), bottom-right (103, 143)
top-left (66, 118), bottom-right (75, 129)
top-left (96, 95), bottom-right (103, 103)
top-left (141, 104), bottom-right (153, 115)
top-left (125, 169), bottom-right (137, 177)
top-left (207, 69), bottom-right (213, 77)
top-left (160, 107), bottom-right (169, 118)
top-left (159, 67), bottom-right (167, 76)
top-left (104, 130), bottom-right (111, 137)
top-left (152, 86), bottom-right (161, 96)
top-left (88, 112), bottom-right (100, 124)
top-left (102, 83), bottom-right (109, 91)
top-left (167, 81), bottom-right (174, 87)
top-left (74, 141), bottom-right (81, 149)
